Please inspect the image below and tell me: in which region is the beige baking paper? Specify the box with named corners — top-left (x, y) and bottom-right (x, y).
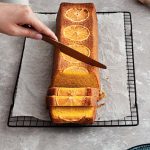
top-left (12, 13), bottom-right (130, 121)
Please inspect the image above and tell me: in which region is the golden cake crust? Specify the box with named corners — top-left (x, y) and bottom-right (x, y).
top-left (47, 87), bottom-right (100, 97)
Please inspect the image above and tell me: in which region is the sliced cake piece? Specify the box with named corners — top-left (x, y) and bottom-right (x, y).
top-left (47, 96), bottom-right (97, 107)
top-left (50, 106), bottom-right (96, 124)
top-left (47, 87), bottom-right (100, 97)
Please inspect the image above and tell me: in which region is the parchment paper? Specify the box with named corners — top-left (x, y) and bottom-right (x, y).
top-left (12, 13), bottom-right (130, 121)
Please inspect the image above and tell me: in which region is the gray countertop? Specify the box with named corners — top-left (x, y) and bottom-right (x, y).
top-left (0, 0), bottom-right (150, 150)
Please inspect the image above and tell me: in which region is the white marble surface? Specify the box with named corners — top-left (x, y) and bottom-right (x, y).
top-left (0, 0), bottom-right (150, 150)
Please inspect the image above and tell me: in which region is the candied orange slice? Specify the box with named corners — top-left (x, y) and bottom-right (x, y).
top-left (55, 96), bottom-right (75, 106)
top-left (57, 88), bottom-right (87, 96)
top-left (63, 25), bottom-right (90, 41)
top-left (65, 8), bottom-right (89, 22)
top-left (63, 66), bottom-right (89, 75)
top-left (58, 88), bottom-right (80, 96)
top-left (61, 44), bottom-right (90, 63)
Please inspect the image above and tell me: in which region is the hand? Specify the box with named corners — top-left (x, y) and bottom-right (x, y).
top-left (0, 3), bottom-right (58, 40)
top-left (138, 0), bottom-right (150, 5)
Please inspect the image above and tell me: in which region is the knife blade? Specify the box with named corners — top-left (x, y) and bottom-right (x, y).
top-left (42, 34), bottom-right (107, 69)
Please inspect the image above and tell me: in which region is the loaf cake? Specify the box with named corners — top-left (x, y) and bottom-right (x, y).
top-left (47, 3), bottom-right (104, 124)
top-left (51, 3), bottom-right (99, 88)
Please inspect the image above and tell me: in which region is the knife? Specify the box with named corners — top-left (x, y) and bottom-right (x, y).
top-left (42, 35), bottom-right (107, 69)
top-left (22, 24), bottom-right (106, 69)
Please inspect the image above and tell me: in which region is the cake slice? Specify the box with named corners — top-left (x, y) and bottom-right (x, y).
top-left (50, 106), bottom-right (96, 124)
top-left (47, 87), bottom-right (100, 97)
top-left (47, 96), bottom-right (97, 107)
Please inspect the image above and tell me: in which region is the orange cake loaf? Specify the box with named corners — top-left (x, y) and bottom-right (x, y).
top-left (51, 3), bottom-right (99, 88)
top-left (47, 3), bottom-right (103, 124)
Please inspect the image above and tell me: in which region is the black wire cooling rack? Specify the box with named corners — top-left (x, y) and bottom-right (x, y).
top-left (7, 12), bottom-right (139, 127)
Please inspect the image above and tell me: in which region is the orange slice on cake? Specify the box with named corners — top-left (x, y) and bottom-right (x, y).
top-left (63, 66), bottom-right (89, 75)
top-left (65, 8), bottom-right (89, 22)
top-left (58, 88), bottom-right (78, 96)
top-left (61, 44), bottom-right (90, 63)
top-left (57, 88), bottom-right (87, 96)
top-left (63, 25), bottom-right (90, 41)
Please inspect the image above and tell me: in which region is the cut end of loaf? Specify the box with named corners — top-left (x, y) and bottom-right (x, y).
top-left (52, 72), bottom-right (100, 88)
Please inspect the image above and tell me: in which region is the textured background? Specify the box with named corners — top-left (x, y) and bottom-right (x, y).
top-left (0, 0), bottom-right (150, 150)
